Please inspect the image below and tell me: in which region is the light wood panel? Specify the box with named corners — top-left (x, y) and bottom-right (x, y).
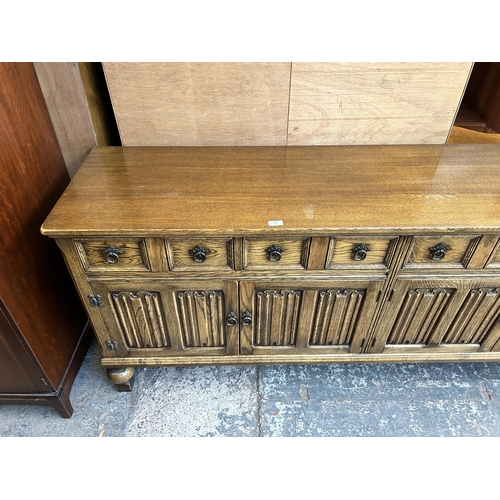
top-left (102, 63), bottom-right (291, 146)
top-left (33, 62), bottom-right (98, 178)
top-left (288, 62), bottom-right (473, 145)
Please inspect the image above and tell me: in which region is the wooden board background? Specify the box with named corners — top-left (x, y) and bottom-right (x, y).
top-left (33, 62), bottom-right (98, 178)
top-left (102, 62), bottom-right (473, 147)
top-left (103, 62), bottom-right (291, 146)
top-left (287, 63), bottom-right (473, 145)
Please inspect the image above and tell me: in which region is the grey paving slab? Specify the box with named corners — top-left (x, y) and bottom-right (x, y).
top-left (125, 365), bottom-right (259, 437)
top-left (259, 363), bottom-right (500, 401)
top-left (260, 398), bottom-right (499, 437)
top-left (258, 363), bottom-right (500, 437)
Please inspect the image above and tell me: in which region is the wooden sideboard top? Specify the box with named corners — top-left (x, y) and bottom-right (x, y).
top-left (41, 145), bottom-right (500, 237)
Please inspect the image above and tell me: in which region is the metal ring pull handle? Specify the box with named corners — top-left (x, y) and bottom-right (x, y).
top-left (103, 246), bottom-right (123, 264)
top-left (226, 312), bottom-right (237, 327)
top-left (352, 243), bottom-right (370, 261)
top-left (266, 244), bottom-right (284, 262)
top-left (429, 243), bottom-right (450, 261)
top-left (189, 245), bottom-right (211, 263)
top-left (242, 311), bottom-right (252, 326)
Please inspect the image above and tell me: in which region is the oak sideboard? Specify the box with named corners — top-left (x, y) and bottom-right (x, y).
top-left (41, 145), bottom-right (500, 390)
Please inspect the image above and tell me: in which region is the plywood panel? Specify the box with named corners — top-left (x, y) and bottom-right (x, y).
top-left (102, 62), bottom-right (291, 146)
top-left (33, 62), bottom-right (98, 178)
top-left (288, 62), bottom-right (473, 145)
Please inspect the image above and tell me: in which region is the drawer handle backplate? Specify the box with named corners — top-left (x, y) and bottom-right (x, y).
top-left (226, 312), bottom-right (237, 327)
top-left (103, 246), bottom-right (123, 264)
top-left (242, 311), bottom-right (252, 326)
top-left (352, 243), bottom-right (370, 261)
top-left (429, 243), bottom-right (450, 261)
top-left (189, 245), bottom-right (211, 263)
top-left (266, 244), bottom-right (284, 262)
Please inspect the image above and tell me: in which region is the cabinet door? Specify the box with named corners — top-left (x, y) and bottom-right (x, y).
top-left (371, 278), bottom-right (500, 354)
top-left (90, 279), bottom-right (239, 357)
top-left (239, 279), bottom-right (383, 355)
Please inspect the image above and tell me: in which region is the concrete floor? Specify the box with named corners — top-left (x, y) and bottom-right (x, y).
top-left (2, 338), bottom-right (500, 436)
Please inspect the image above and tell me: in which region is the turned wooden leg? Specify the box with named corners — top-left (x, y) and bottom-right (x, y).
top-left (107, 367), bottom-right (135, 391)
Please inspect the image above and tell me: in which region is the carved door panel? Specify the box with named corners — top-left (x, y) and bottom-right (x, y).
top-left (239, 279), bottom-right (384, 355)
top-left (90, 279), bottom-right (239, 357)
top-left (370, 278), bottom-right (500, 354)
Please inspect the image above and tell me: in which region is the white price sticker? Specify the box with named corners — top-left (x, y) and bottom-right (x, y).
top-left (268, 220), bottom-right (284, 226)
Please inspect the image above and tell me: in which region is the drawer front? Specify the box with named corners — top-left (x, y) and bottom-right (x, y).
top-left (243, 237), bottom-right (310, 270)
top-left (326, 236), bottom-right (399, 269)
top-left (166, 238), bottom-right (234, 271)
top-left (75, 238), bottom-right (151, 272)
top-left (404, 235), bottom-right (482, 269)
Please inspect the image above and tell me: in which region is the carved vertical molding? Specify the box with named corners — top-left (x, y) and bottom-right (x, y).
top-left (254, 290), bottom-right (302, 346)
top-left (310, 290), bottom-right (365, 346)
top-left (176, 291), bottom-right (225, 348)
top-left (388, 289), bottom-right (453, 345)
top-left (444, 288), bottom-right (500, 344)
top-left (111, 291), bottom-right (170, 348)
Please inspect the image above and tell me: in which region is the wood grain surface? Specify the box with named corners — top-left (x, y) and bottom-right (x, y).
top-left (404, 235), bottom-right (480, 268)
top-left (75, 238), bottom-right (150, 271)
top-left (288, 62), bottom-right (472, 145)
top-left (41, 145), bottom-right (500, 237)
top-left (447, 126), bottom-right (500, 144)
top-left (0, 63), bottom-right (88, 387)
top-left (326, 236), bottom-right (398, 269)
top-left (243, 237), bottom-right (309, 270)
top-left (166, 237), bottom-right (234, 271)
top-left (33, 62), bottom-right (97, 178)
top-left (103, 63), bottom-right (291, 146)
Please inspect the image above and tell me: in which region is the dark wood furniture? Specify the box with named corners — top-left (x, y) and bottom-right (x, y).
top-left (0, 63), bottom-right (90, 417)
top-left (41, 145), bottom-right (500, 390)
top-left (462, 62), bottom-right (500, 134)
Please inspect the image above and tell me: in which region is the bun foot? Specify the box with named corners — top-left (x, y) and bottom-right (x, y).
top-left (107, 367), bottom-right (135, 391)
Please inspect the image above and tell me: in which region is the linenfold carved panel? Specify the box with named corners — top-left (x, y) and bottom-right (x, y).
top-left (111, 291), bottom-right (170, 348)
top-left (388, 288), bottom-right (455, 345)
top-left (254, 290), bottom-right (302, 346)
top-left (388, 287), bottom-right (500, 346)
top-left (175, 291), bottom-right (225, 348)
top-left (309, 290), bottom-right (365, 346)
top-left (443, 288), bottom-right (500, 344)
top-left (253, 288), bottom-right (366, 347)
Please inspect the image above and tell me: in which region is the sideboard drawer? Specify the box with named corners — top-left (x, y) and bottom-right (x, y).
top-left (243, 237), bottom-right (310, 270)
top-left (326, 236), bottom-right (399, 269)
top-left (166, 238), bottom-right (235, 271)
top-left (403, 235), bottom-right (482, 269)
top-left (75, 238), bottom-right (151, 272)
